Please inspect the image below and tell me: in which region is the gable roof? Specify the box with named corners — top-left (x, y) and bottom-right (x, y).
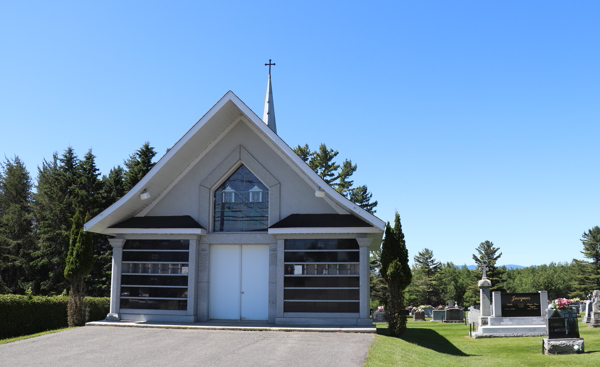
top-left (84, 91), bottom-right (385, 234)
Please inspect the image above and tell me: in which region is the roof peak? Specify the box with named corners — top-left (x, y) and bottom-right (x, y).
top-left (263, 61), bottom-right (277, 134)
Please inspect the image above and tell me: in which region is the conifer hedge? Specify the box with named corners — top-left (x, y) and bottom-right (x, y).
top-left (0, 295), bottom-right (109, 339)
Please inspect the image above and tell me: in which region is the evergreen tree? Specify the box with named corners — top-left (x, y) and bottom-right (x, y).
top-left (102, 166), bottom-right (126, 207)
top-left (74, 150), bottom-right (103, 216)
top-left (369, 249), bottom-right (388, 307)
top-left (293, 143), bottom-right (377, 212)
top-left (337, 159), bottom-right (357, 196)
top-left (64, 210), bottom-right (94, 326)
top-left (0, 157), bottom-right (35, 294)
top-left (380, 212), bottom-right (412, 337)
top-left (413, 248), bottom-right (442, 305)
top-left (414, 248), bottom-right (441, 277)
top-left (31, 149), bottom-right (80, 295)
top-left (472, 240), bottom-right (505, 292)
top-left (348, 185), bottom-right (378, 214)
top-left (571, 226), bottom-right (600, 298)
top-left (124, 142), bottom-right (157, 192)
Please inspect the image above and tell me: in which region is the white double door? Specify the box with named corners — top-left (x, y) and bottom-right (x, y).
top-left (209, 245), bottom-right (269, 320)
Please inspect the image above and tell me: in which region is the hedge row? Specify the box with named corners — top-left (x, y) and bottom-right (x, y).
top-left (0, 295), bottom-right (109, 339)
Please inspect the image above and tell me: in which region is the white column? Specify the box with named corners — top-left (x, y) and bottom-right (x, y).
top-left (357, 238), bottom-right (373, 321)
top-left (197, 243), bottom-right (209, 321)
top-left (187, 239), bottom-right (198, 318)
top-left (492, 291), bottom-right (501, 317)
top-left (478, 277), bottom-right (492, 327)
top-left (268, 243), bottom-right (278, 323)
top-left (539, 290), bottom-right (548, 317)
top-left (276, 239), bottom-right (284, 319)
top-left (106, 238), bottom-right (125, 321)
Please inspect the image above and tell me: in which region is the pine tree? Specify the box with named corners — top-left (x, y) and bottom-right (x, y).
top-left (581, 226), bottom-right (600, 289)
top-left (75, 150), bottom-right (103, 216)
top-left (571, 226), bottom-right (600, 298)
top-left (31, 148), bottom-right (80, 295)
top-left (380, 212), bottom-right (412, 337)
top-left (337, 159), bottom-right (356, 196)
top-left (348, 185), bottom-right (378, 214)
top-left (413, 248), bottom-right (442, 305)
top-left (472, 240), bottom-right (505, 292)
top-left (0, 157), bottom-right (35, 294)
top-left (101, 166), bottom-right (126, 207)
top-left (293, 143), bottom-right (377, 212)
top-left (64, 210), bottom-right (94, 326)
top-left (311, 144), bottom-right (340, 185)
top-left (124, 142), bottom-right (157, 192)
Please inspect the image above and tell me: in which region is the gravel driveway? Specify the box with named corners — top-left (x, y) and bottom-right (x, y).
top-left (0, 326), bottom-right (374, 367)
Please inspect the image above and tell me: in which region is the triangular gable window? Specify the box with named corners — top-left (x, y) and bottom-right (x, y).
top-left (214, 165), bottom-right (269, 232)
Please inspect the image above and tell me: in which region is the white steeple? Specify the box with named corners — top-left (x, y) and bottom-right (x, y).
top-left (263, 59), bottom-right (277, 134)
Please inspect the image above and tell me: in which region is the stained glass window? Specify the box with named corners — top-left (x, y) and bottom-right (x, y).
top-left (214, 165), bottom-right (269, 232)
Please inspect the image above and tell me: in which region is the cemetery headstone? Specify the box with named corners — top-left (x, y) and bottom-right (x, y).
top-left (584, 301), bottom-right (592, 323)
top-left (413, 311), bottom-right (425, 321)
top-left (590, 290), bottom-right (600, 328)
top-left (500, 293), bottom-right (541, 317)
top-left (372, 309), bottom-right (387, 323)
top-left (431, 310), bottom-right (445, 322)
top-left (544, 309), bottom-right (584, 354)
top-left (444, 308), bottom-right (464, 323)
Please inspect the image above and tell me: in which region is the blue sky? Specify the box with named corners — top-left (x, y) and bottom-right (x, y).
top-left (1, 1), bottom-right (598, 266)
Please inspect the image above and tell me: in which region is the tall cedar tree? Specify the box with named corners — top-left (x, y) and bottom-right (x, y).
top-left (0, 157), bottom-right (35, 294)
top-left (571, 226), bottom-right (600, 298)
top-left (413, 248), bottom-right (442, 305)
top-left (380, 212), bottom-right (412, 337)
top-left (31, 149), bottom-right (79, 294)
top-left (64, 210), bottom-right (94, 326)
top-left (293, 143), bottom-right (378, 213)
top-left (124, 142), bottom-right (157, 192)
top-left (471, 240), bottom-right (505, 292)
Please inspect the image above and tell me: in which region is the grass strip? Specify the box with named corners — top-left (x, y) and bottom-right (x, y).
top-left (366, 318), bottom-right (599, 367)
top-left (0, 327), bottom-right (76, 345)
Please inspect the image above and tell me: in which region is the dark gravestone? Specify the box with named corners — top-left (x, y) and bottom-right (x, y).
top-left (444, 308), bottom-right (463, 323)
top-left (413, 311), bottom-right (425, 321)
top-left (501, 293), bottom-right (541, 317)
top-left (372, 310), bottom-right (387, 323)
top-left (548, 309), bottom-right (580, 339)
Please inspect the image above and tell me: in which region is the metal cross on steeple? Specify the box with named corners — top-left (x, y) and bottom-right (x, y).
top-left (265, 59), bottom-right (276, 75)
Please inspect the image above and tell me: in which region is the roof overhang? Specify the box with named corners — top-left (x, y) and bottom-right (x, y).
top-left (268, 227), bottom-right (382, 235)
top-left (102, 228), bottom-right (207, 235)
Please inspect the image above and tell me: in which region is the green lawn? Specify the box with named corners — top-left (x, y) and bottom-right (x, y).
top-left (365, 319), bottom-right (600, 367)
top-left (0, 327), bottom-right (75, 345)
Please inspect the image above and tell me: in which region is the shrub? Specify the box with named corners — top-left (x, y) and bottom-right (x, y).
top-left (0, 295), bottom-right (109, 339)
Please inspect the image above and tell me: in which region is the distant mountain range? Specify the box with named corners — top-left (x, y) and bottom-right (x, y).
top-left (460, 264), bottom-right (525, 270)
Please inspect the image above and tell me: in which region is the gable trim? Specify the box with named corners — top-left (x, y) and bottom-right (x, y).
top-left (86, 91), bottom-right (239, 231)
top-left (85, 91), bottom-right (384, 233)
top-left (136, 116), bottom-right (243, 217)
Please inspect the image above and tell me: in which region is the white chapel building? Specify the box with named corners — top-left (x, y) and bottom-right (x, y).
top-left (85, 71), bottom-right (385, 326)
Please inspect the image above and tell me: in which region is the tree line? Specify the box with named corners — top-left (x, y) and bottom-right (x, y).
top-left (0, 143), bottom-right (157, 296)
top-left (371, 230), bottom-right (600, 308)
top-left (0, 141), bottom-right (378, 297)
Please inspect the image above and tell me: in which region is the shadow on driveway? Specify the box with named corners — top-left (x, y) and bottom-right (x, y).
top-left (377, 326), bottom-right (472, 357)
